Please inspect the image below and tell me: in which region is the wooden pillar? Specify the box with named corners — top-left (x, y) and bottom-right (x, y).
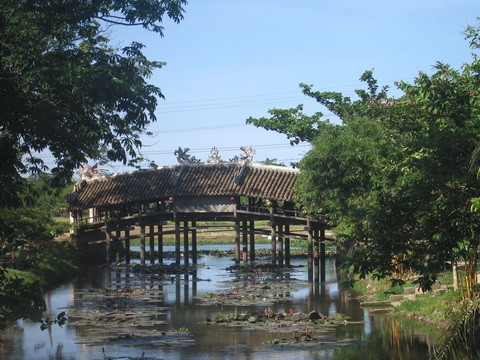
top-left (278, 224), bottom-right (284, 266)
top-left (149, 224), bottom-right (155, 264)
top-left (320, 227), bottom-right (326, 282)
top-left (115, 229), bottom-right (121, 264)
top-left (140, 223), bottom-right (146, 265)
top-left (307, 219), bottom-right (313, 283)
top-left (270, 223), bottom-right (277, 266)
top-left (242, 220), bottom-right (248, 263)
top-left (158, 224), bottom-right (163, 265)
top-left (249, 220), bottom-right (255, 262)
top-left (192, 220), bottom-right (197, 265)
top-left (125, 228), bottom-right (130, 264)
top-left (285, 224), bottom-right (291, 266)
top-left (183, 220), bottom-right (189, 265)
top-left (184, 272), bottom-right (190, 304)
top-left (269, 207), bottom-right (276, 265)
top-left (234, 221), bottom-right (241, 264)
top-left (105, 223), bottom-right (111, 264)
top-left (175, 217), bottom-right (181, 265)
top-left (314, 227), bottom-right (320, 283)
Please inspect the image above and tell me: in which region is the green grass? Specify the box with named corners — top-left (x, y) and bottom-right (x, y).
top-left (349, 275), bottom-right (408, 302)
top-left (347, 269), bottom-right (468, 330)
top-left (395, 289), bottom-right (463, 327)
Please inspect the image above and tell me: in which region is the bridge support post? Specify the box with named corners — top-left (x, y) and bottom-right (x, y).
top-left (158, 224), bottom-right (163, 265)
top-left (314, 227), bottom-right (319, 283)
top-left (270, 223), bottom-right (277, 266)
top-left (140, 223), bottom-right (146, 265)
top-left (307, 219), bottom-right (313, 283)
top-left (175, 217), bottom-right (181, 265)
top-left (234, 221), bottom-right (241, 264)
top-left (320, 227), bottom-right (326, 282)
top-left (115, 229), bottom-right (121, 264)
top-left (278, 224), bottom-right (284, 266)
top-left (192, 220), bottom-right (197, 265)
top-left (105, 223), bottom-right (111, 264)
top-left (149, 225), bottom-right (155, 264)
top-left (285, 224), bottom-right (290, 266)
top-left (242, 220), bottom-right (248, 263)
top-left (249, 221), bottom-right (255, 262)
top-left (183, 220), bottom-right (189, 265)
top-left (125, 228), bottom-right (130, 264)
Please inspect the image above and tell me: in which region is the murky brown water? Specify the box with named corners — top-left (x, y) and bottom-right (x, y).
top-left (0, 245), bottom-right (439, 359)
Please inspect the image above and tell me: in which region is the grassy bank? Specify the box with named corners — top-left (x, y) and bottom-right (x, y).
top-left (0, 240), bottom-right (82, 327)
top-left (348, 272), bottom-right (462, 329)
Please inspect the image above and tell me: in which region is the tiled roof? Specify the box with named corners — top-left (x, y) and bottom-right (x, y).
top-left (67, 163), bottom-right (299, 209)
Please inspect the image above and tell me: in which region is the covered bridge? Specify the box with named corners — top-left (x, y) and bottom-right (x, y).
top-left (67, 162), bottom-right (328, 282)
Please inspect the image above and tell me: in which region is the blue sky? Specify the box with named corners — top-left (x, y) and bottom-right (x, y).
top-left (107, 1), bottom-right (478, 172)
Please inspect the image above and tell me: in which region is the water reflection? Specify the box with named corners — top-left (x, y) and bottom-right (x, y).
top-left (0, 248), bottom-right (439, 360)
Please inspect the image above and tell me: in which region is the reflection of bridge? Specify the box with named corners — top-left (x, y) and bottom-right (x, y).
top-left (67, 163), bottom-right (329, 283)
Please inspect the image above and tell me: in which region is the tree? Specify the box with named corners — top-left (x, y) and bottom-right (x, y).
top-left (0, 1), bottom-right (187, 318)
top-left (246, 26), bottom-right (480, 296)
top-left (0, 0), bottom-right (187, 205)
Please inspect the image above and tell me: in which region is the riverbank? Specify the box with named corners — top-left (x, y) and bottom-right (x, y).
top-left (0, 239), bottom-right (82, 328)
top-left (348, 273), bottom-right (463, 330)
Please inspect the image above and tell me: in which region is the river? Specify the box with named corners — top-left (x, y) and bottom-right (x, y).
top-left (0, 245), bottom-right (439, 360)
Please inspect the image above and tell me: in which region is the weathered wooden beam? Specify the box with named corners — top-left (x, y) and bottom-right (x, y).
top-left (158, 224), bottom-right (163, 265)
top-left (191, 220), bottom-right (197, 265)
top-left (125, 228), bottom-right (130, 264)
top-left (234, 221), bottom-right (241, 264)
top-left (278, 224), bottom-right (284, 266)
top-left (183, 220), bottom-right (189, 265)
top-left (307, 219), bottom-right (313, 283)
top-left (242, 220), bottom-right (248, 263)
top-left (115, 229), bottom-right (121, 264)
top-left (105, 224), bottom-right (111, 264)
top-left (320, 227), bottom-right (326, 282)
top-left (175, 218), bottom-right (181, 265)
top-left (270, 224), bottom-right (277, 266)
top-left (149, 224), bottom-right (155, 264)
top-left (285, 224), bottom-right (291, 266)
top-left (314, 228), bottom-right (319, 283)
top-left (140, 224), bottom-right (146, 265)
top-left (249, 220), bottom-right (255, 262)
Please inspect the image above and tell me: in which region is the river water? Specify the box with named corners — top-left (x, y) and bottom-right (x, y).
top-left (0, 245), bottom-right (439, 360)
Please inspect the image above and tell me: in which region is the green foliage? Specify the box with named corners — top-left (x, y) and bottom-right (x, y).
top-left (0, 0), bottom-right (187, 202)
top-left (259, 158), bottom-right (286, 167)
top-left (434, 298), bottom-right (480, 359)
top-left (247, 22), bottom-right (480, 295)
top-left (0, 175), bottom-right (73, 254)
top-left (0, 240), bottom-right (80, 326)
top-left (0, 174), bottom-right (78, 326)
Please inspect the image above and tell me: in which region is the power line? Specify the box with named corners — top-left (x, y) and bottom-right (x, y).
top-left (158, 123), bottom-right (246, 133)
top-left (157, 77), bottom-right (414, 113)
top-left (28, 143), bottom-right (311, 159)
top-left (160, 77), bottom-right (412, 106)
top-left (141, 143), bottom-right (310, 156)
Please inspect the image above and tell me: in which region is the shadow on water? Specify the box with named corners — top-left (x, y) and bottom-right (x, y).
top-left (0, 245), bottom-right (441, 360)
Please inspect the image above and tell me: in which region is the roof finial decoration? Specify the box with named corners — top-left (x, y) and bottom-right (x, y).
top-left (174, 147), bottom-right (201, 164)
top-left (206, 146), bottom-right (222, 164)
